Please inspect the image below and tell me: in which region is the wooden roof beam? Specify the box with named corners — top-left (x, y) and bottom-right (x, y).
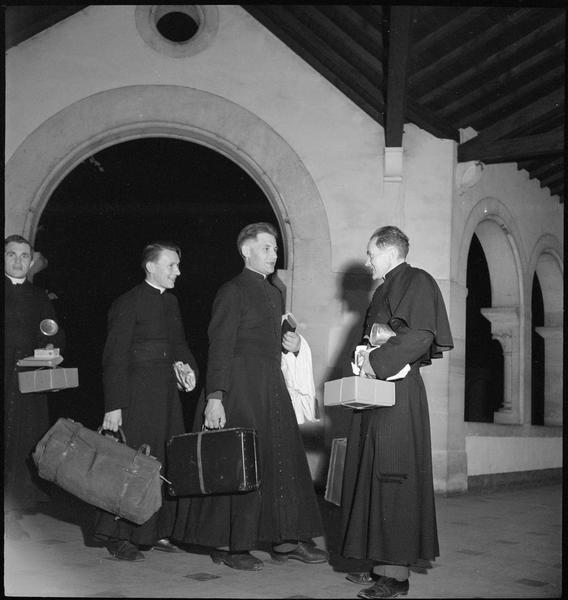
top-left (459, 128), bottom-right (564, 163)
top-left (384, 6), bottom-right (413, 147)
top-left (459, 88), bottom-right (564, 150)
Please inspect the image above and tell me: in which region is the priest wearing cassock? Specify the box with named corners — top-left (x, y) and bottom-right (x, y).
top-left (93, 241), bottom-right (198, 561)
top-left (4, 235), bottom-right (65, 540)
top-left (341, 226), bottom-right (453, 599)
top-left (174, 222), bottom-right (327, 571)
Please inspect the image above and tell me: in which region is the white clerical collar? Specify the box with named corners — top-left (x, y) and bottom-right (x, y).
top-left (6, 274), bottom-right (26, 285)
top-left (145, 279), bottom-right (166, 294)
top-left (245, 267), bottom-right (267, 279)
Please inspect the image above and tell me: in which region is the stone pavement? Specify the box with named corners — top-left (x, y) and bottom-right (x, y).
top-left (4, 483), bottom-right (563, 598)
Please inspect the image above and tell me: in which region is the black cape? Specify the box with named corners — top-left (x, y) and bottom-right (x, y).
top-left (94, 281), bottom-right (198, 545)
top-left (341, 262), bottom-right (453, 565)
top-left (174, 268), bottom-right (323, 551)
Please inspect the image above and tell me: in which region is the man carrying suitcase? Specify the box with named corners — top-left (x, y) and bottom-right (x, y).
top-left (174, 222), bottom-right (327, 570)
top-left (93, 241), bottom-right (198, 561)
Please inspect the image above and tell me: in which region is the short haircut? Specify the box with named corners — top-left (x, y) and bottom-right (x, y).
top-left (370, 225), bottom-right (409, 258)
top-left (5, 234), bottom-right (33, 253)
top-left (236, 222), bottom-right (278, 257)
top-left (141, 241), bottom-right (181, 272)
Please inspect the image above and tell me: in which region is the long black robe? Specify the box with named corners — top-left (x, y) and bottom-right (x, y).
top-left (4, 276), bottom-right (65, 514)
top-left (93, 281), bottom-right (198, 546)
top-left (174, 268), bottom-right (323, 551)
top-left (341, 262), bottom-right (453, 565)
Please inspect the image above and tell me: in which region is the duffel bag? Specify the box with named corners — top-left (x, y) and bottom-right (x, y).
top-left (32, 417), bottom-right (162, 525)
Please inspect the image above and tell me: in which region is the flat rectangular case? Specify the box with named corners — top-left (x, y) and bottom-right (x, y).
top-left (166, 427), bottom-right (260, 496)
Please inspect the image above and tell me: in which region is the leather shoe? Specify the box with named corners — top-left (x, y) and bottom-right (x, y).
top-left (271, 541), bottom-right (328, 564)
top-left (211, 549), bottom-right (263, 571)
top-left (107, 540), bottom-right (145, 561)
top-left (346, 572), bottom-right (375, 585)
top-left (357, 577), bottom-right (409, 599)
top-left (152, 538), bottom-right (184, 553)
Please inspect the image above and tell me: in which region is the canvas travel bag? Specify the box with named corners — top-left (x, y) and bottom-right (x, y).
top-left (166, 427), bottom-right (260, 496)
top-left (32, 418), bottom-right (163, 525)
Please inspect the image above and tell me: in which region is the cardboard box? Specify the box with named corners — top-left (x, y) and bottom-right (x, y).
top-left (324, 376), bottom-right (396, 409)
top-left (18, 368), bottom-right (79, 394)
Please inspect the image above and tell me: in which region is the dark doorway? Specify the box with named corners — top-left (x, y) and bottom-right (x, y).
top-left (464, 234), bottom-right (504, 422)
top-left (531, 274), bottom-right (545, 425)
top-left (33, 138), bottom-right (282, 431)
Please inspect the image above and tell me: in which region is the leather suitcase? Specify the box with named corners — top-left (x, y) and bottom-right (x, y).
top-left (33, 418), bottom-right (163, 524)
top-left (166, 427), bottom-right (260, 496)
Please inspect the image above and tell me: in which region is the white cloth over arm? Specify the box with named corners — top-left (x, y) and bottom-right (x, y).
top-left (281, 334), bottom-right (318, 424)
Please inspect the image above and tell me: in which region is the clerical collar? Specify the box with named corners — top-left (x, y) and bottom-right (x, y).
top-left (384, 261), bottom-right (407, 280)
top-left (244, 267), bottom-right (267, 279)
top-left (6, 274), bottom-right (26, 285)
top-left (144, 279), bottom-right (166, 294)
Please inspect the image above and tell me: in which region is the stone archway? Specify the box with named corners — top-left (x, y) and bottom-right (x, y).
top-left (5, 86), bottom-right (334, 480)
top-left (458, 198), bottom-right (526, 424)
top-left (528, 235), bottom-right (563, 427)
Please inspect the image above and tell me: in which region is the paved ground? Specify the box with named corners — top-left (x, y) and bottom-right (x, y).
top-left (4, 483), bottom-right (563, 598)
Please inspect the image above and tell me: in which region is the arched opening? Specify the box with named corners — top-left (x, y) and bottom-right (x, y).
top-left (32, 138), bottom-right (281, 431)
top-left (531, 274), bottom-right (545, 425)
top-left (464, 233), bottom-right (504, 422)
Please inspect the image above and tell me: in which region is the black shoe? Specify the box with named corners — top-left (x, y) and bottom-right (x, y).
top-left (271, 541), bottom-right (328, 564)
top-left (357, 577), bottom-right (409, 599)
top-left (346, 572), bottom-right (375, 585)
top-left (107, 540), bottom-right (145, 561)
top-left (152, 538), bottom-right (184, 553)
top-left (211, 549), bottom-right (263, 571)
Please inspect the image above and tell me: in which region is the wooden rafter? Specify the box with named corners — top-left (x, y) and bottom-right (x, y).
top-left (384, 6), bottom-right (413, 147)
top-left (459, 128), bottom-right (564, 163)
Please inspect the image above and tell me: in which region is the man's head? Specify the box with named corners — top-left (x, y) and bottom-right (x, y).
top-left (237, 222), bottom-right (278, 276)
top-left (366, 226), bottom-right (409, 280)
top-left (5, 235), bottom-right (34, 279)
top-left (141, 242), bottom-right (181, 289)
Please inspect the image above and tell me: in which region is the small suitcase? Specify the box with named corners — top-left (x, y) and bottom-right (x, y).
top-left (166, 427), bottom-right (260, 496)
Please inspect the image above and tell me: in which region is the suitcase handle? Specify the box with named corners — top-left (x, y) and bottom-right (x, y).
top-left (98, 428), bottom-right (152, 456)
top-left (98, 426), bottom-right (127, 445)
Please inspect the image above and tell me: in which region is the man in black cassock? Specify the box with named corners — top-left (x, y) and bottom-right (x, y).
top-left (340, 226), bottom-right (453, 599)
top-left (4, 235), bottom-right (65, 540)
top-left (174, 222), bottom-right (327, 571)
top-left (93, 241), bottom-right (198, 561)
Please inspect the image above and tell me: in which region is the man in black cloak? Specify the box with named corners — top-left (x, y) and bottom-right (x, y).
top-left (174, 222), bottom-right (327, 571)
top-left (340, 226), bottom-right (453, 599)
top-left (93, 241), bottom-right (198, 561)
top-left (4, 234), bottom-right (65, 540)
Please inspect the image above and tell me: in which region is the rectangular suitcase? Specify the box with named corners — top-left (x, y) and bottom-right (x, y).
top-left (33, 418), bottom-right (163, 524)
top-left (166, 427), bottom-right (260, 496)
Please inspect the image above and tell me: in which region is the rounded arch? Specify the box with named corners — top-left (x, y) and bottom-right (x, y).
top-left (457, 197), bottom-right (526, 307)
top-left (5, 85), bottom-right (331, 276)
top-left (528, 234), bottom-right (563, 327)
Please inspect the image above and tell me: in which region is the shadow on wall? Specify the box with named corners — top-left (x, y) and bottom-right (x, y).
top-left (322, 262), bottom-right (375, 453)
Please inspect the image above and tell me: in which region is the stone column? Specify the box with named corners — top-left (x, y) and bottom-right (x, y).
top-left (535, 326), bottom-right (563, 426)
top-left (480, 306), bottom-right (521, 424)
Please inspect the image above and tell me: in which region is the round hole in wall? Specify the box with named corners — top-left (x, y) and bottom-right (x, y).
top-left (155, 11), bottom-right (199, 43)
top-left (135, 5), bottom-right (219, 59)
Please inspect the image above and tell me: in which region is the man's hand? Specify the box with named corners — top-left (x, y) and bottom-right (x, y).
top-left (102, 409), bottom-right (122, 432)
top-left (360, 349), bottom-right (376, 378)
top-left (282, 331), bottom-right (301, 353)
top-left (204, 398), bottom-right (226, 429)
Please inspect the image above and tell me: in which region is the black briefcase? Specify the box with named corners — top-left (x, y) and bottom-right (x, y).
top-left (166, 427), bottom-right (260, 496)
